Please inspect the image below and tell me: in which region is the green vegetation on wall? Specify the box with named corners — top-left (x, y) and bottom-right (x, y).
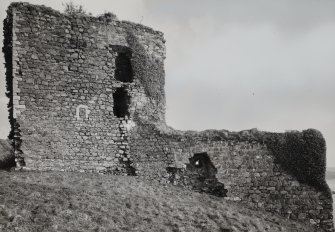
top-left (0, 139), bottom-right (14, 169)
top-left (265, 129), bottom-right (328, 191)
top-left (126, 31), bottom-right (165, 104)
top-left (2, 7), bottom-right (13, 141)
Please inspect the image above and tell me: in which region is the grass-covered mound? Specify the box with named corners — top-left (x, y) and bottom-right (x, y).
top-left (0, 171), bottom-right (318, 232)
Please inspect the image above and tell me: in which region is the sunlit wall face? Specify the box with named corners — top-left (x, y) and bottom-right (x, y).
top-left (0, 0), bottom-right (334, 165)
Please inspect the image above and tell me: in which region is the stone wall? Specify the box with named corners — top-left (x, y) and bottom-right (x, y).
top-left (4, 2), bottom-right (333, 231)
top-left (165, 129), bottom-right (333, 231)
top-left (5, 2), bottom-right (165, 173)
top-left (127, 121), bottom-right (333, 230)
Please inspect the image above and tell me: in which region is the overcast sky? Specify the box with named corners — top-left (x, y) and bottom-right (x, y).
top-left (0, 0), bottom-right (335, 166)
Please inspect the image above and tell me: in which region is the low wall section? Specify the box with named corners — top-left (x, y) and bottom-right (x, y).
top-left (130, 121), bottom-right (333, 231)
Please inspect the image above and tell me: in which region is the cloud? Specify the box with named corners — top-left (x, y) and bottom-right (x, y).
top-left (148, 0), bottom-right (335, 165)
top-left (145, 0), bottom-right (335, 28)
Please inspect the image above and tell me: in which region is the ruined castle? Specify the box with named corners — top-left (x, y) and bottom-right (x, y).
top-left (3, 2), bottom-right (334, 231)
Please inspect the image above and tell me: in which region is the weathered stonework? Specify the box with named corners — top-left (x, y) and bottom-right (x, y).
top-left (3, 2), bottom-right (333, 231)
top-left (4, 2), bottom-right (166, 174)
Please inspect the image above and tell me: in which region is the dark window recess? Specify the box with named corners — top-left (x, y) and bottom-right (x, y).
top-left (113, 87), bottom-right (130, 118)
top-left (188, 152), bottom-right (228, 197)
top-left (166, 152), bottom-right (228, 197)
top-left (189, 153), bottom-right (216, 177)
top-left (115, 52), bottom-right (133, 83)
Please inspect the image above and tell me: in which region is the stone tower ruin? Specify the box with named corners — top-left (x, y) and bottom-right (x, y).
top-left (4, 2), bottom-right (166, 174)
top-left (3, 2), bottom-right (334, 231)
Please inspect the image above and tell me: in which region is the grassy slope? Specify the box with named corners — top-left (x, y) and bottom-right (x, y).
top-left (0, 171), bottom-right (318, 232)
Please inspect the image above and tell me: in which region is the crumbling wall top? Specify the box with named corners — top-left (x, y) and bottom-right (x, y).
top-left (9, 2), bottom-right (165, 38)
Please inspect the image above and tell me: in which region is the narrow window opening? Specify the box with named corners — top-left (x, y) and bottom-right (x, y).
top-left (113, 87), bottom-right (130, 118)
top-left (115, 52), bottom-right (133, 83)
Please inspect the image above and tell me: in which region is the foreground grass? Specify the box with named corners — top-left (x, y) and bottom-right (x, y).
top-left (0, 171), bottom-right (318, 232)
